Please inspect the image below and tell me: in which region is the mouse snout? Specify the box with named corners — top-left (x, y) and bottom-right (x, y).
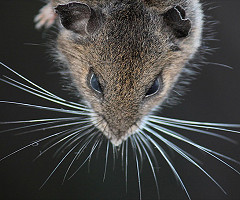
top-left (104, 107), bottom-right (137, 131)
top-left (100, 97), bottom-right (141, 145)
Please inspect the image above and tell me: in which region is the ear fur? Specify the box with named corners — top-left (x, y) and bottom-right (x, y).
top-left (163, 5), bottom-right (191, 38)
top-left (55, 2), bottom-right (101, 35)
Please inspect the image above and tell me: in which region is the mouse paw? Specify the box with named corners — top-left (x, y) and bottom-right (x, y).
top-left (34, 3), bottom-right (56, 29)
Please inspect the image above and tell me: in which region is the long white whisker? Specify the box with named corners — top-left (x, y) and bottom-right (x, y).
top-left (34, 124), bottom-right (92, 161)
top-left (0, 121), bottom-right (62, 134)
top-left (1, 75), bottom-right (52, 99)
top-left (0, 77), bottom-right (90, 112)
top-left (53, 123), bottom-right (96, 158)
top-left (55, 119), bottom-right (104, 158)
top-left (156, 117), bottom-right (240, 137)
top-left (121, 141), bottom-right (125, 172)
top-left (0, 117), bottom-right (82, 125)
top-left (2, 75), bottom-right (67, 106)
top-left (15, 120), bottom-right (90, 136)
top-left (133, 134), bottom-right (144, 171)
top-left (0, 101), bottom-right (90, 115)
top-left (39, 142), bottom-right (80, 190)
top-left (0, 118), bottom-right (85, 134)
top-left (136, 126), bottom-right (159, 168)
top-left (139, 131), bottom-right (191, 200)
top-left (130, 136), bottom-right (142, 200)
top-left (144, 125), bottom-right (227, 195)
top-left (149, 118), bottom-right (236, 143)
top-left (150, 115), bottom-right (240, 128)
top-left (112, 143), bottom-right (116, 170)
top-left (95, 135), bottom-right (104, 161)
top-left (135, 134), bottom-right (160, 200)
top-left (0, 62), bottom-right (88, 109)
top-left (88, 135), bottom-right (104, 172)
top-left (125, 139), bottom-right (129, 193)
top-left (203, 61), bottom-right (233, 70)
top-left (103, 140), bottom-right (110, 182)
top-left (34, 129), bottom-right (78, 160)
top-left (148, 122), bottom-right (240, 173)
top-left (0, 62), bottom-right (61, 100)
top-left (62, 132), bottom-right (97, 183)
top-left (0, 127), bottom-right (77, 162)
top-left (68, 132), bottom-right (101, 180)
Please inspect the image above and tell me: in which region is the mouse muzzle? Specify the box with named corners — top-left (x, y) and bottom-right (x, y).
top-left (90, 86), bottom-right (143, 146)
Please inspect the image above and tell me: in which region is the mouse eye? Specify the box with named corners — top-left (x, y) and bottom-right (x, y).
top-left (90, 73), bottom-right (103, 94)
top-left (146, 77), bottom-right (161, 97)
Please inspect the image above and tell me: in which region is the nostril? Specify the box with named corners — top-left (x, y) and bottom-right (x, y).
top-left (112, 129), bottom-right (121, 137)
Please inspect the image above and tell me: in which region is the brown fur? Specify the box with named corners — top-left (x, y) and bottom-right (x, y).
top-left (37, 0), bottom-right (203, 145)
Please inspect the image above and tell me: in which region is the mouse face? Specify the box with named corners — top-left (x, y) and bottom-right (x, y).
top-left (55, 0), bottom-right (203, 145)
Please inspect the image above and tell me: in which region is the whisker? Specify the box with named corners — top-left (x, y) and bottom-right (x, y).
top-left (94, 134), bottom-right (104, 162)
top-left (103, 140), bottom-right (110, 182)
top-left (2, 75), bottom-right (63, 105)
top-left (34, 129), bottom-right (77, 160)
top-left (112, 143), bottom-right (116, 170)
top-left (133, 134), bottom-right (144, 172)
top-left (157, 118), bottom-right (240, 137)
top-left (148, 122), bottom-right (240, 172)
top-left (203, 61), bottom-right (233, 70)
top-left (0, 117), bottom-right (82, 125)
top-left (0, 118), bottom-right (85, 134)
top-left (88, 135), bottom-right (104, 172)
top-left (62, 132), bottom-right (98, 184)
top-left (144, 125), bottom-right (227, 195)
top-left (148, 117), bottom-right (236, 143)
top-left (34, 124), bottom-right (92, 161)
top-left (0, 62), bottom-right (61, 100)
top-left (121, 140), bottom-right (125, 172)
top-left (150, 115), bottom-right (240, 128)
top-left (135, 134), bottom-right (160, 200)
top-left (39, 142), bottom-right (81, 190)
top-left (53, 123), bottom-right (96, 158)
top-left (23, 42), bottom-right (44, 46)
top-left (0, 101), bottom-right (89, 115)
top-left (56, 119), bottom-right (104, 158)
top-left (125, 139), bottom-right (129, 193)
top-left (0, 76), bottom-right (91, 113)
top-left (67, 132), bottom-right (101, 180)
top-left (139, 131), bottom-right (191, 200)
top-left (0, 127), bottom-right (79, 162)
top-left (130, 136), bottom-right (142, 200)
top-left (0, 120), bottom-right (62, 134)
top-left (0, 62), bottom-right (89, 109)
top-left (135, 123), bottom-right (159, 168)
top-left (15, 120), bottom-right (90, 136)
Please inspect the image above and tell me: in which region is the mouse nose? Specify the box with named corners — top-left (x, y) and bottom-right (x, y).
top-left (102, 102), bottom-right (139, 138)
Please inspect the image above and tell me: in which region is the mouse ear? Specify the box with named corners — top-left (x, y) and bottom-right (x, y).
top-left (55, 2), bottom-right (101, 35)
top-left (163, 6), bottom-right (191, 38)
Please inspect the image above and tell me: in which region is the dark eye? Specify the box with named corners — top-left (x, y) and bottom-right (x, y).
top-left (146, 78), bottom-right (161, 97)
top-left (90, 73), bottom-right (103, 93)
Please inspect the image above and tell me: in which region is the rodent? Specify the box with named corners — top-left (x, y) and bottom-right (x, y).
top-left (0, 1), bottom-right (239, 199)
top-left (35, 0), bottom-right (203, 146)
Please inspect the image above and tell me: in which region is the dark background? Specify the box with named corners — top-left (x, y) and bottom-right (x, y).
top-left (0, 1), bottom-right (240, 200)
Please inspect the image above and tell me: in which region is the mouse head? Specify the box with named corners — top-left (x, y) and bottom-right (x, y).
top-left (55, 0), bottom-right (203, 146)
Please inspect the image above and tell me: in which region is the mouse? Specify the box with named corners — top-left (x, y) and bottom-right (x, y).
top-left (34, 0), bottom-right (203, 146)
top-left (0, 1), bottom-right (239, 199)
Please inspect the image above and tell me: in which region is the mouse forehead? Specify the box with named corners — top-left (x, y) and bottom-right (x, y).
top-left (57, 0), bottom-right (174, 93)
top-left (88, 2), bottom-right (170, 87)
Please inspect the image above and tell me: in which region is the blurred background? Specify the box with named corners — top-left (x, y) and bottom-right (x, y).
top-left (0, 0), bottom-right (239, 199)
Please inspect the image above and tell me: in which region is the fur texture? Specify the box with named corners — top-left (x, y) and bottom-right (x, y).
top-left (36, 0), bottom-right (203, 145)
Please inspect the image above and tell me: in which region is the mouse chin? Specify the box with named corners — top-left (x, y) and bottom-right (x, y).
top-left (108, 125), bottom-right (140, 146)
top-left (90, 114), bottom-right (143, 146)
